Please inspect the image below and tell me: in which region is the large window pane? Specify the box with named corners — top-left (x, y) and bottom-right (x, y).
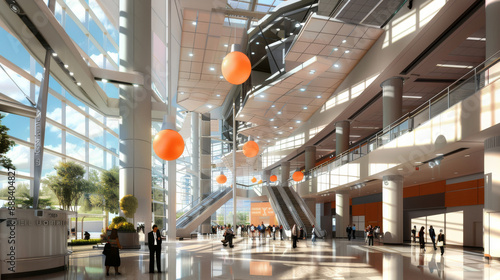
top-left (89, 120), bottom-right (104, 145)
top-left (66, 132), bottom-right (86, 160)
top-left (47, 94), bottom-right (62, 124)
top-left (89, 144), bottom-right (104, 168)
top-left (3, 114), bottom-right (30, 141)
top-left (45, 123), bottom-right (62, 153)
top-left (66, 106), bottom-right (86, 134)
top-left (106, 131), bottom-right (119, 151)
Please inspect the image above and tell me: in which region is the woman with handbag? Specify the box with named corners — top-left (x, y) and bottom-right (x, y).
top-left (437, 229), bottom-right (445, 256)
top-left (104, 229), bottom-right (123, 276)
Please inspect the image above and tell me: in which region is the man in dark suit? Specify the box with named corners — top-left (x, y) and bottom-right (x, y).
top-left (148, 225), bottom-right (162, 273)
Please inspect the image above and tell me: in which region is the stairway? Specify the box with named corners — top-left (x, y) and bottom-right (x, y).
top-left (282, 186), bottom-right (313, 237)
top-left (270, 186), bottom-right (296, 229)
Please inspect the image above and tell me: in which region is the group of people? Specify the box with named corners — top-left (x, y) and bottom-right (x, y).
top-left (102, 225), bottom-right (164, 276)
top-left (213, 223), bottom-right (286, 240)
top-left (291, 224), bottom-right (318, 248)
top-left (364, 225), bottom-right (380, 246)
top-left (346, 224), bottom-right (357, 240)
top-left (412, 225), bottom-right (446, 255)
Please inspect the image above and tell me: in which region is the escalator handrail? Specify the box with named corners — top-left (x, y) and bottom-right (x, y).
top-left (264, 184), bottom-right (290, 230)
top-left (286, 186), bottom-right (325, 238)
top-left (176, 188), bottom-right (225, 223)
top-left (276, 185), bottom-right (306, 231)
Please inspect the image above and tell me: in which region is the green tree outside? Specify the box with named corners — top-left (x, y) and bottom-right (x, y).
top-left (0, 113), bottom-right (15, 170)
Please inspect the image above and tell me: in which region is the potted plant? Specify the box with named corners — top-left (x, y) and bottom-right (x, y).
top-left (104, 195), bottom-right (140, 249)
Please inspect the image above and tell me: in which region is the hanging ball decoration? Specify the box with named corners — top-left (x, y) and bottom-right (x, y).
top-left (292, 171), bottom-right (304, 182)
top-left (153, 129), bottom-right (185, 161)
top-left (258, 179), bottom-right (263, 184)
top-left (270, 175), bottom-right (278, 182)
top-left (221, 51), bottom-right (252, 85)
top-left (242, 140), bottom-right (259, 158)
top-left (251, 177), bottom-right (257, 183)
top-left (216, 174), bottom-right (227, 184)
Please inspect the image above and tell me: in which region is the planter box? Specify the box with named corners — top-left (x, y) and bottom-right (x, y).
top-left (106, 230), bottom-right (140, 249)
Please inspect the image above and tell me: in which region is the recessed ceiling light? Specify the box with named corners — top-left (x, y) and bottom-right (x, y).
top-left (316, 95), bottom-right (321, 98)
top-left (295, 23), bottom-right (300, 28)
top-left (296, 120), bottom-right (301, 123)
top-left (207, 104), bottom-right (213, 108)
top-left (189, 53), bottom-right (194, 57)
top-left (289, 126), bottom-right (293, 129)
top-left (277, 111), bottom-right (282, 115)
top-left (209, 67), bottom-right (215, 71)
top-left (333, 47), bottom-right (338, 51)
top-left (342, 39), bottom-right (347, 43)
top-left (260, 94), bottom-right (265, 98)
top-left (216, 94), bottom-right (221, 97)
top-left (436, 153), bottom-right (443, 156)
top-left (290, 33), bottom-right (293, 36)
top-left (309, 70), bottom-right (316, 74)
top-left (219, 75), bottom-right (224, 79)
top-left (133, 84), bottom-right (139, 87)
top-left (334, 64), bottom-right (339, 68)
top-left (273, 126), bottom-right (278, 129)
top-left (270, 118), bottom-right (274, 121)
top-left (251, 52), bottom-right (255, 55)
top-left (345, 50), bottom-right (350, 53)
top-left (180, 92), bottom-right (185, 95)
top-left (240, 114), bottom-right (245, 117)
top-left (467, 37), bottom-right (486, 41)
top-left (101, 78), bottom-right (107, 83)
top-left (303, 106), bottom-right (307, 110)
top-left (415, 162), bottom-right (422, 164)
top-left (257, 136), bottom-right (260, 138)
top-left (76, 82), bottom-right (81, 86)
top-left (271, 105), bottom-right (275, 108)
top-left (52, 52), bottom-right (57, 57)
top-left (69, 72), bottom-right (74, 76)
top-left (300, 88), bottom-right (306, 92)
top-left (256, 42), bottom-right (260, 45)
top-left (436, 64), bottom-right (473, 69)
top-left (278, 131), bottom-right (283, 134)
top-left (192, 21), bottom-right (197, 25)
top-left (274, 137), bottom-right (278, 140)
top-left (464, 154), bottom-right (470, 157)
top-left (224, 44), bottom-right (228, 47)
top-left (64, 64), bottom-right (69, 68)
top-left (276, 28), bottom-right (280, 31)
top-left (397, 168), bottom-right (403, 171)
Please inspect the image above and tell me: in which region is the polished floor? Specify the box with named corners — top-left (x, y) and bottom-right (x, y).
top-left (12, 235), bottom-right (500, 279)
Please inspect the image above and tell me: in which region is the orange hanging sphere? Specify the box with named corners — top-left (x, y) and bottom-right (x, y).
top-left (242, 140), bottom-right (259, 158)
top-left (251, 177), bottom-right (257, 183)
top-left (153, 129), bottom-right (185, 161)
top-left (221, 51), bottom-right (251, 85)
top-left (292, 171), bottom-right (304, 182)
top-left (258, 180), bottom-right (263, 184)
top-left (216, 174), bottom-right (227, 184)
top-left (270, 175), bottom-right (278, 182)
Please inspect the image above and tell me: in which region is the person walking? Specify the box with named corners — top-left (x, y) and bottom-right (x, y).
top-left (272, 225), bottom-right (276, 240)
top-left (437, 229), bottom-right (445, 256)
top-left (367, 225), bottom-right (374, 246)
top-left (291, 224), bottom-right (298, 248)
top-left (104, 229), bottom-right (122, 276)
top-left (419, 226), bottom-right (426, 252)
top-left (223, 224), bottom-right (234, 248)
top-left (352, 224), bottom-right (356, 239)
top-left (346, 225), bottom-right (352, 240)
top-left (148, 225), bottom-right (162, 273)
top-left (279, 225), bottom-right (284, 240)
top-left (311, 225), bottom-right (317, 244)
top-left (429, 225), bottom-right (437, 250)
top-left (412, 225), bottom-right (417, 243)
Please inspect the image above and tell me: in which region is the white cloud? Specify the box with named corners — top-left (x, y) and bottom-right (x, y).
top-left (0, 64), bottom-right (32, 104)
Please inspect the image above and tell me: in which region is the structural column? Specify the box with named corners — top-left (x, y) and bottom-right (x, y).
top-left (305, 146), bottom-right (316, 172)
top-left (382, 175), bottom-right (403, 244)
top-left (280, 161), bottom-right (290, 186)
top-left (299, 146), bottom-right (317, 196)
top-left (484, 136), bottom-right (500, 258)
top-left (191, 112), bottom-right (200, 203)
top-left (335, 121), bottom-right (350, 156)
top-left (118, 0), bottom-right (152, 232)
top-left (199, 113), bottom-right (212, 233)
top-left (486, 0), bottom-right (500, 83)
top-left (335, 190), bottom-right (350, 238)
top-left (380, 77), bottom-right (404, 128)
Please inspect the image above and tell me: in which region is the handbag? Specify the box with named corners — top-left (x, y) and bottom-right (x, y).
top-left (437, 241), bottom-right (444, 247)
top-left (102, 242), bottom-right (111, 255)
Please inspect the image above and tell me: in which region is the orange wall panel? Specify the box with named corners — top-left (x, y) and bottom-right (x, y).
top-left (419, 181), bottom-right (446, 195)
top-left (445, 189), bottom-right (478, 207)
top-left (478, 179), bottom-right (484, 187)
top-left (352, 204), bottom-right (365, 216)
top-left (364, 202), bottom-right (382, 228)
top-left (478, 187), bottom-right (484, 204)
top-left (403, 186), bottom-right (420, 198)
top-left (251, 202), bottom-right (277, 226)
top-left (331, 201), bottom-right (335, 209)
top-left (446, 180), bottom-right (477, 192)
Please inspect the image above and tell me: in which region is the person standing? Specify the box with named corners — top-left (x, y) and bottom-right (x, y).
top-left (279, 225), bottom-right (284, 240)
top-left (437, 229), bottom-right (445, 255)
top-left (412, 225), bottom-right (417, 243)
top-left (223, 224), bottom-right (234, 248)
top-left (367, 225), bottom-right (374, 246)
top-left (148, 225), bottom-right (162, 273)
top-left (291, 224), bottom-right (298, 248)
top-left (299, 227), bottom-right (304, 241)
top-left (429, 225), bottom-right (437, 250)
top-left (272, 225), bottom-right (276, 240)
top-left (352, 224), bottom-right (356, 239)
top-left (419, 226), bottom-right (426, 252)
top-left (104, 229), bottom-right (122, 276)
top-left (311, 225), bottom-right (317, 244)
top-left (346, 225), bottom-right (352, 240)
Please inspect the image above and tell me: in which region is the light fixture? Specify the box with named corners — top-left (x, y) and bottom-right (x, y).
top-left (69, 72), bottom-right (74, 76)
top-left (303, 106), bottom-right (307, 110)
top-left (251, 52), bottom-right (255, 55)
top-left (240, 114), bottom-right (245, 117)
top-left (309, 69), bottom-right (316, 74)
top-left (334, 64), bottom-right (339, 68)
top-left (278, 131), bottom-right (283, 134)
top-left (403, 95), bottom-right (422, 99)
top-left (76, 82), bottom-right (81, 86)
top-left (209, 67), bottom-right (215, 71)
top-left (189, 53), bottom-right (194, 57)
top-left (276, 28), bottom-right (280, 31)
top-left (270, 118), bottom-right (274, 121)
top-left (274, 137), bottom-right (278, 140)
top-left (300, 88), bottom-right (306, 92)
top-left (342, 39), bottom-right (347, 43)
top-left (192, 21), bottom-right (197, 25)
top-left (224, 44), bottom-right (228, 47)
top-left (64, 64), bottom-right (69, 69)
top-left (271, 105), bottom-right (275, 108)
top-left (316, 95), bottom-right (321, 98)
top-left (133, 84), bottom-right (139, 87)
top-left (436, 153), bottom-right (443, 156)
top-left (289, 126), bottom-right (293, 129)
top-left (464, 154), bottom-right (470, 157)
top-left (273, 126), bottom-right (278, 129)
top-left (436, 64), bottom-right (473, 69)
top-left (102, 79), bottom-right (108, 83)
top-left (219, 75), bottom-right (224, 79)
top-left (290, 33), bottom-right (293, 36)
top-left (207, 104), bottom-right (213, 108)
top-left (296, 120), bottom-right (301, 123)
top-left (295, 23), bottom-right (301, 28)
top-left (333, 48), bottom-right (338, 51)
top-left (260, 94), bottom-right (265, 98)
top-left (256, 42), bottom-right (259, 45)
top-left (52, 52), bottom-right (57, 57)
top-left (180, 92), bottom-right (185, 95)
top-left (277, 111), bottom-right (282, 115)
top-left (345, 50), bottom-right (350, 53)
top-left (216, 94), bottom-right (221, 97)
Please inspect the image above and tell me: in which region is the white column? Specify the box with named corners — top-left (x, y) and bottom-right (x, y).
top-left (382, 175), bottom-right (403, 244)
top-left (335, 121), bottom-right (350, 156)
top-left (380, 77), bottom-right (404, 128)
top-left (191, 112), bottom-right (200, 202)
top-left (484, 136), bottom-right (500, 258)
top-left (383, 253), bottom-right (403, 280)
top-left (280, 161), bottom-right (290, 186)
top-left (118, 0), bottom-right (152, 232)
top-left (200, 113), bottom-right (211, 233)
top-left (335, 190), bottom-right (350, 238)
top-left (486, 0), bottom-right (500, 88)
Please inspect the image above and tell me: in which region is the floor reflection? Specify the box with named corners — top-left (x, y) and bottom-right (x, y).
top-left (9, 235), bottom-right (500, 279)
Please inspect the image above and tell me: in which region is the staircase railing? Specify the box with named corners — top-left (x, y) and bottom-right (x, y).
top-left (287, 186), bottom-right (326, 238)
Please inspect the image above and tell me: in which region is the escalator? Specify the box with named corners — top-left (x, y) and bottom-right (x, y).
top-left (176, 187), bottom-right (233, 238)
top-left (282, 186), bottom-right (314, 237)
top-left (269, 186), bottom-right (295, 230)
